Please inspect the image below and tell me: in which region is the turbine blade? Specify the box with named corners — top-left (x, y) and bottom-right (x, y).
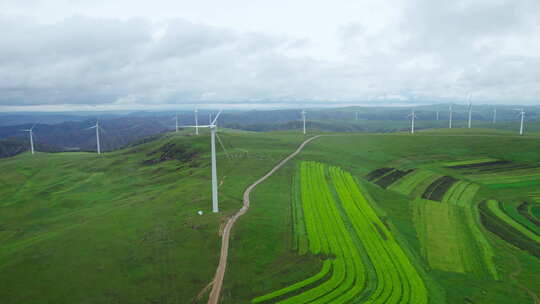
top-left (85, 125), bottom-right (97, 130)
top-left (211, 110), bottom-right (223, 125)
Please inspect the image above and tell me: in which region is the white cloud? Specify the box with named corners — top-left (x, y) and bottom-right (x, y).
top-left (0, 0), bottom-right (539, 111)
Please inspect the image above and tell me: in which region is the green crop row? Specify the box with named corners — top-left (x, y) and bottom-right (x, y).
top-left (330, 167), bottom-right (428, 304)
top-left (253, 162), bottom-right (367, 303)
top-left (502, 202), bottom-right (540, 236)
top-left (291, 169), bottom-right (309, 254)
top-left (479, 200), bottom-right (540, 258)
top-left (487, 200), bottom-right (540, 243)
top-left (442, 158), bottom-right (499, 167)
top-left (388, 169), bottom-right (442, 198)
top-left (442, 181), bottom-right (498, 278)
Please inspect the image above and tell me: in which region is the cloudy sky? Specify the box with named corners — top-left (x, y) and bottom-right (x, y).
top-left (1, 0), bottom-right (539, 111)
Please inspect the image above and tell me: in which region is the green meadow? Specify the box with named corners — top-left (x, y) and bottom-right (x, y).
top-left (2, 128), bottom-right (540, 303)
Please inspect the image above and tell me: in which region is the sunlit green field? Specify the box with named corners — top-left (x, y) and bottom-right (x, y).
top-left (2, 128), bottom-right (540, 303)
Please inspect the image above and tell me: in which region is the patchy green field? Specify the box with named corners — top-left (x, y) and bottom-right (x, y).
top-left (3, 128), bottom-right (540, 303)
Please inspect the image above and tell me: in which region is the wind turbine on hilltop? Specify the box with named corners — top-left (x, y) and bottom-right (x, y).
top-left (21, 124), bottom-right (36, 154)
top-left (408, 109), bottom-right (417, 134)
top-left (180, 111), bottom-right (225, 213)
top-left (85, 120), bottom-right (102, 155)
top-left (467, 94), bottom-right (473, 128)
top-left (194, 109), bottom-right (199, 135)
top-left (301, 110), bottom-right (306, 134)
top-left (448, 105), bottom-right (453, 128)
top-left (516, 108), bottom-right (525, 135)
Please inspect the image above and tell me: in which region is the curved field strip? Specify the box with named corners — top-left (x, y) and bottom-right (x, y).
top-left (253, 162), bottom-right (428, 304)
top-left (253, 162), bottom-right (366, 303)
top-left (443, 158), bottom-right (499, 167)
top-left (387, 169), bottom-right (442, 197)
top-left (502, 203), bottom-right (540, 235)
top-left (412, 180), bottom-right (498, 278)
top-left (487, 201), bottom-right (540, 243)
top-left (330, 167), bottom-right (428, 304)
top-left (479, 200), bottom-right (540, 258)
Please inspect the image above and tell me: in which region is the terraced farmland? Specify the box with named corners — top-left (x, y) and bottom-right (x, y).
top-left (445, 159), bottom-right (540, 189)
top-left (366, 166), bottom-right (498, 278)
top-left (386, 169), bottom-right (443, 198)
top-left (252, 161), bottom-right (427, 303)
top-left (479, 200), bottom-right (540, 258)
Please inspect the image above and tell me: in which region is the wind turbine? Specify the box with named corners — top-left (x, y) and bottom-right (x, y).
top-left (449, 105), bottom-right (453, 128)
top-left (492, 108), bottom-right (497, 124)
top-left (180, 111), bottom-right (224, 213)
top-left (355, 111), bottom-right (359, 121)
top-left (516, 108), bottom-right (525, 135)
top-left (194, 109), bottom-right (199, 135)
top-left (467, 95), bottom-right (473, 128)
top-left (436, 110), bottom-right (439, 121)
top-left (301, 110), bottom-right (306, 134)
top-left (408, 109), bottom-right (417, 134)
top-left (86, 120), bottom-right (102, 155)
top-left (21, 124), bottom-right (36, 154)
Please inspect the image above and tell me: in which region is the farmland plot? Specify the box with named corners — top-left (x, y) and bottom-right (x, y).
top-left (369, 165), bottom-right (498, 278)
top-left (479, 200), bottom-right (540, 258)
top-left (253, 162), bottom-right (427, 303)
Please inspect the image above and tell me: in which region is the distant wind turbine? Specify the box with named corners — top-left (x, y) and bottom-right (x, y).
top-left (301, 110), bottom-right (307, 134)
top-left (436, 110), bottom-right (439, 121)
top-left (408, 109), bottom-right (417, 134)
top-left (21, 124), bottom-right (36, 154)
top-left (467, 94), bottom-right (473, 129)
top-left (492, 108), bottom-right (497, 124)
top-left (516, 108), bottom-right (525, 135)
top-left (355, 111), bottom-right (359, 121)
top-left (449, 105), bottom-right (453, 128)
top-left (194, 109), bottom-right (199, 135)
top-left (86, 120), bottom-right (102, 155)
top-left (180, 111), bottom-right (224, 213)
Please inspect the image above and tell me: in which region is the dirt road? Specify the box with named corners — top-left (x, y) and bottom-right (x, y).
top-left (206, 135), bottom-right (322, 304)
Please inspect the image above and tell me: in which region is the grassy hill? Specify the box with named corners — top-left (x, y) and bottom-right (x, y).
top-left (2, 128), bottom-right (540, 303)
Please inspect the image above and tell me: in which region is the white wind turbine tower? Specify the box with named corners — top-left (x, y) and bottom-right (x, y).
top-left (408, 109), bottom-right (417, 134)
top-left (180, 111), bottom-right (224, 213)
top-left (86, 120), bottom-right (102, 155)
top-left (301, 110), bottom-right (306, 134)
top-left (355, 111), bottom-right (359, 121)
top-left (436, 110), bottom-right (439, 121)
top-left (448, 105), bottom-right (453, 128)
top-left (516, 108), bottom-right (525, 135)
top-left (21, 124), bottom-right (36, 154)
top-left (194, 109), bottom-right (199, 135)
top-left (492, 108), bottom-right (497, 124)
top-left (467, 94), bottom-right (473, 128)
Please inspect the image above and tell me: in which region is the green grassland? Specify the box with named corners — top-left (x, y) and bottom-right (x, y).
top-left (2, 127), bottom-right (540, 303)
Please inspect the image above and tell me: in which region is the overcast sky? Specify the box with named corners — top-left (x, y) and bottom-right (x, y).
top-left (1, 0), bottom-right (539, 111)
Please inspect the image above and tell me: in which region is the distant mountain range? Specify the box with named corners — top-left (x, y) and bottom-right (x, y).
top-left (1, 105), bottom-right (538, 158)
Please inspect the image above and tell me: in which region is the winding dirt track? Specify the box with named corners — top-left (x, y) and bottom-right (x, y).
top-left (207, 135), bottom-right (322, 304)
